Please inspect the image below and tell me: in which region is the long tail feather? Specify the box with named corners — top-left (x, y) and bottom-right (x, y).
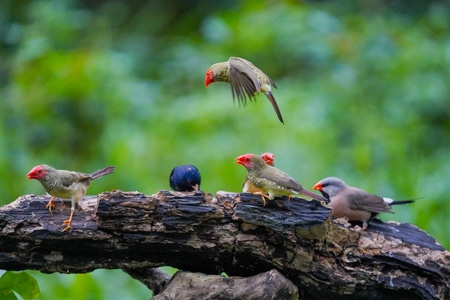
top-left (299, 188), bottom-right (328, 202)
top-left (265, 91), bottom-right (284, 124)
top-left (390, 199), bottom-right (415, 206)
top-left (90, 166), bottom-right (115, 180)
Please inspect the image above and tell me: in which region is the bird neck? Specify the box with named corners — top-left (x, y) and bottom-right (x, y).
top-left (213, 62), bottom-right (230, 82)
top-left (248, 162), bottom-right (268, 176)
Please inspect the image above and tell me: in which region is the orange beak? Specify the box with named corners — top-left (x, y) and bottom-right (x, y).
top-left (312, 182), bottom-right (322, 191)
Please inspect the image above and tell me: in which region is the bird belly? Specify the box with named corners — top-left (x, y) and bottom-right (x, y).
top-left (45, 185), bottom-right (73, 199)
top-left (243, 180), bottom-right (264, 193)
top-left (45, 182), bottom-right (87, 202)
top-left (247, 177), bottom-right (293, 199)
top-left (331, 205), bottom-right (372, 223)
top-left (260, 82), bottom-right (271, 94)
top-left (70, 183), bottom-right (88, 202)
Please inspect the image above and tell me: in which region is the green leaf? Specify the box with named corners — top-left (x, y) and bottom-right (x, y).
top-left (0, 271), bottom-right (40, 299)
top-left (0, 290), bottom-right (17, 300)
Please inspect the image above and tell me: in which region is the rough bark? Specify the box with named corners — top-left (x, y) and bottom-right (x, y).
top-left (151, 269), bottom-right (298, 300)
top-left (0, 190), bottom-right (448, 300)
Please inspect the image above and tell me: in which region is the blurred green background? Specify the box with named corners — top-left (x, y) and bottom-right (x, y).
top-left (1, 0), bottom-right (449, 298)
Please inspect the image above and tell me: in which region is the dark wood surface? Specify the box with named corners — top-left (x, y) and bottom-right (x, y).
top-left (0, 191), bottom-right (448, 299)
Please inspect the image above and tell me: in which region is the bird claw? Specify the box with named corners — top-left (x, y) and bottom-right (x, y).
top-left (61, 211), bottom-right (74, 232)
top-left (252, 192), bottom-right (269, 207)
top-left (61, 222), bottom-right (72, 232)
top-left (45, 197), bottom-right (55, 215)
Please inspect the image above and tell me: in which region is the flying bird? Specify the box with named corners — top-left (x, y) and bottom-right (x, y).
top-left (169, 164), bottom-right (201, 192)
top-left (205, 57), bottom-right (284, 124)
top-left (313, 177), bottom-right (415, 230)
top-left (236, 153), bottom-right (327, 206)
top-left (243, 153), bottom-right (275, 194)
top-left (27, 164), bottom-right (115, 232)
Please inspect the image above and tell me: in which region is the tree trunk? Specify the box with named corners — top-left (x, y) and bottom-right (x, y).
top-left (0, 190), bottom-right (448, 300)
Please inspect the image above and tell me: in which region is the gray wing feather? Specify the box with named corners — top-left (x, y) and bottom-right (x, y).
top-left (348, 191), bottom-right (393, 213)
top-left (258, 166), bottom-right (302, 191)
top-left (58, 170), bottom-right (91, 188)
top-left (229, 57), bottom-right (261, 106)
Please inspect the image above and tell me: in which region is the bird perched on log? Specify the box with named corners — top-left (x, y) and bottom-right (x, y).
top-left (27, 164), bottom-right (115, 232)
top-left (236, 153), bottom-right (327, 206)
top-left (205, 57), bottom-right (284, 124)
top-left (313, 177), bottom-right (415, 230)
top-left (243, 153), bottom-right (275, 193)
top-left (169, 164), bottom-right (201, 192)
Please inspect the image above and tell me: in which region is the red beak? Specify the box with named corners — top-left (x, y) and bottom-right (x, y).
top-left (205, 69), bottom-right (214, 87)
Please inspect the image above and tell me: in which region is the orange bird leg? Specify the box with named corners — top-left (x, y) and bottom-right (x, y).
top-left (61, 210), bottom-right (75, 232)
top-left (252, 191), bottom-right (270, 207)
top-left (45, 196), bottom-right (55, 215)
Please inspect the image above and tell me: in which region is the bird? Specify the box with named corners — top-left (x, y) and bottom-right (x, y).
top-left (313, 177), bottom-right (415, 230)
top-left (27, 164), bottom-right (115, 232)
top-left (261, 152), bottom-right (275, 167)
top-left (169, 164), bottom-right (201, 192)
top-left (235, 153), bottom-right (327, 206)
top-left (243, 152), bottom-right (275, 193)
top-left (205, 57), bottom-right (284, 124)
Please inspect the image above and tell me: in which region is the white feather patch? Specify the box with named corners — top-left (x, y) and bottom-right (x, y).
top-left (383, 197), bottom-right (394, 204)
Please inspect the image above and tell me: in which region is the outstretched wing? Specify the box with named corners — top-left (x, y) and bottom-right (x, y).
top-left (229, 57), bottom-right (261, 106)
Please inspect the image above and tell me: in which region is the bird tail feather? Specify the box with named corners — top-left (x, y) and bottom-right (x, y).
top-left (299, 188), bottom-right (328, 202)
top-left (265, 91), bottom-right (284, 124)
top-left (90, 166), bottom-right (115, 180)
top-left (390, 199), bottom-right (415, 206)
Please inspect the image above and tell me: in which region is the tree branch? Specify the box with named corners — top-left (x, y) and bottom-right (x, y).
top-left (0, 191), bottom-right (448, 299)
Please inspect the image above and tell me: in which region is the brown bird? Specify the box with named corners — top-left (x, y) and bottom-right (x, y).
top-left (27, 164), bottom-right (115, 232)
top-left (313, 177), bottom-right (415, 230)
top-left (236, 153), bottom-right (326, 206)
top-left (205, 57), bottom-right (284, 124)
top-left (243, 152), bottom-right (275, 193)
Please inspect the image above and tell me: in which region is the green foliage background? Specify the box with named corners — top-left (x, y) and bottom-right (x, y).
top-left (0, 0), bottom-right (449, 298)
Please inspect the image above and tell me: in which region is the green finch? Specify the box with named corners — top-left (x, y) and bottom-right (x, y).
top-left (27, 164), bottom-right (115, 232)
top-left (205, 57), bottom-right (284, 124)
top-left (313, 177), bottom-right (415, 230)
top-left (243, 153), bottom-right (275, 194)
top-left (236, 153), bottom-right (326, 206)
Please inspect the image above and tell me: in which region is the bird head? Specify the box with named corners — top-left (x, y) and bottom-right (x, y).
top-left (236, 153), bottom-right (267, 172)
top-left (235, 154), bottom-right (253, 170)
top-left (313, 177), bottom-right (346, 198)
top-left (261, 152), bottom-right (275, 166)
top-left (205, 68), bottom-right (215, 86)
top-left (27, 165), bottom-right (49, 180)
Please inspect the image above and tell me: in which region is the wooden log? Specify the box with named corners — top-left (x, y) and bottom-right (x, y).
top-left (151, 269), bottom-right (298, 300)
top-left (0, 190), bottom-right (448, 299)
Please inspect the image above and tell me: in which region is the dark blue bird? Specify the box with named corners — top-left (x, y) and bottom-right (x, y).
top-left (169, 164), bottom-right (201, 192)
